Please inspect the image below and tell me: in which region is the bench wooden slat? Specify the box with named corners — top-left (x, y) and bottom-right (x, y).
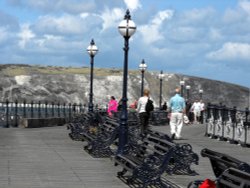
top-left (201, 148), bottom-right (250, 178)
top-left (218, 168), bottom-right (250, 188)
top-left (188, 149), bottom-right (250, 188)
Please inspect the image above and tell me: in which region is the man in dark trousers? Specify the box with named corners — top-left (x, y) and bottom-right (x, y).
top-left (137, 89), bottom-right (151, 135)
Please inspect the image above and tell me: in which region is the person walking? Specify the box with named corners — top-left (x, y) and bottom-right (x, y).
top-left (199, 100), bottom-right (205, 124)
top-left (191, 99), bottom-right (201, 123)
top-left (107, 96), bottom-right (118, 117)
top-left (137, 89), bottom-right (151, 135)
top-left (169, 88), bottom-right (186, 140)
top-left (185, 99), bottom-right (192, 124)
top-left (162, 102), bottom-right (167, 111)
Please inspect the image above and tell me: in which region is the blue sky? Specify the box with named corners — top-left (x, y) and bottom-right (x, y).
top-left (0, 0), bottom-right (250, 87)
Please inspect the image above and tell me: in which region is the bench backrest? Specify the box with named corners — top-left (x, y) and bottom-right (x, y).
top-left (144, 135), bottom-right (175, 153)
top-left (147, 130), bottom-right (173, 142)
top-left (101, 119), bottom-right (119, 131)
top-left (201, 148), bottom-right (250, 177)
top-left (217, 168), bottom-right (250, 188)
top-left (142, 135), bottom-right (186, 175)
top-left (147, 139), bottom-right (192, 175)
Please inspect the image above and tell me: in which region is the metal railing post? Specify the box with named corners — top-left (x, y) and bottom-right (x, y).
top-left (38, 101), bottom-right (41, 118)
top-left (52, 102), bottom-right (54, 117)
top-left (31, 101), bottom-right (34, 118)
top-left (45, 101), bottom-right (48, 118)
top-left (23, 100), bottom-right (26, 118)
top-left (15, 100), bottom-right (18, 127)
top-left (6, 99), bottom-right (9, 128)
top-left (57, 102), bottom-right (60, 117)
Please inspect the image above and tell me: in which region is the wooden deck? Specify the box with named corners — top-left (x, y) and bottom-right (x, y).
top-left (0, 123), bottom-right (249, 188)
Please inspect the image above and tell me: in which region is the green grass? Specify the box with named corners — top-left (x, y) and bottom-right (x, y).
top-left (3, 67), bottom-right (28, 76)
top-left (36, 67), bottom-right (90, 75)
top-left (1, 64), bottom-right (140, 77)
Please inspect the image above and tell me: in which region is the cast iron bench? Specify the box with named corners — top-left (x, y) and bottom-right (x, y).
top-left (201, 148), bottom-right (250, 177)
top-left (146, 129), bottom-right (173, 142)
top-left (114, 135), bottom-right (198, 187)
top-left (83, 118), bottom-right (120, 157)
top-left (67, 112), bottom-right (97, 141)
top-left (149, 111), bottom-right (168, 126)
top-left (68, 111), bottom-right (106, 140)
top-left (188, 148), bottom-right (250, 188)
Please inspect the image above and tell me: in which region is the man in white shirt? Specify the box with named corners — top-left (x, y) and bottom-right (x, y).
top-left (191, 99), bottom-right (201, 123)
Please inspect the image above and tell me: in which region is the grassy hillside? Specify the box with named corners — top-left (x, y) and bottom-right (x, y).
top-left (0, 64), bottom-right (248, 109)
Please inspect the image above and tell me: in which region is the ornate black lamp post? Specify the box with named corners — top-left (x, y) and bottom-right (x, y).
top-left (180, 80), bottom-right (185, 97)
top-left (158, 70), bottom-right (164, 109)
top-left (186, 85), bottom-right (191, 101)
top-left (87, 39), bottom-right (98, 112)
top-left (139, 59), bottom-right (147, 96)
top-left (117, 9), bottom-right (136, 154)
top-left (199, 89), bottom-right (203, 100)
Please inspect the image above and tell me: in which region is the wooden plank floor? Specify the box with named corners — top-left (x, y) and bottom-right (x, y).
top-left (0, 123), bottom-right (249, 188)
top-left (0, 126), bottom-right (129, 188)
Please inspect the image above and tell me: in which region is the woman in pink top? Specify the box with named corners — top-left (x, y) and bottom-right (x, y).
top-left (107, 96), bottom-right (118, 117)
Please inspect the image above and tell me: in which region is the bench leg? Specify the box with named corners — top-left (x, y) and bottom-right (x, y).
top-left (187, 168), bottom-right (198, 176)
top-left (157, 180), bottom-right (171, 188)
top-left (83, 144), bottom-right (92, 151)
top-left (127, 176), bottom-right (135, 185)
top-left (142, 177), bottom-right (171, 188)
top-left (117, 169), bottom-right (127, 177)
top-left (171, 162), bottom-right (198, 175)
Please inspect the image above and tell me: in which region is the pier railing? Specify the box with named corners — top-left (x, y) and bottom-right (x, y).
top-left (0, 100), bottom-right (87, 128)
top-left (205, 103), bottom-right (250, 147)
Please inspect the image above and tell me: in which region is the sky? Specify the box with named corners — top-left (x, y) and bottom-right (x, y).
top-left (0, 0), bottom-right (250, 87)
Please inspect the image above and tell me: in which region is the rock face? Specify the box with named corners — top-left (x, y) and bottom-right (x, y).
top-left (0, 64), bottom-right (249, 109)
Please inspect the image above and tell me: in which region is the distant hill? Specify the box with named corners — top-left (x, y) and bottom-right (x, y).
top-left (0, 64), bottom-right (249, 109)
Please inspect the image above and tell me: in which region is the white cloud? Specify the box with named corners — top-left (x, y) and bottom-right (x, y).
top-left (166, 8), bottom-right (216, 43)
top-left (35, 14), bottom-right (87, 34)
top-left (34, 34), bottom-right (62, 48)
top-left (208, 28), bottom-right (223, 41)
top-left (22, 0), bottom-right (95, 14)
top-left (18, 24), bottom-right (35, 49)
top-left (223, 8), bottom-right (243, 23)
top-left (80, 13), bottom-right (89, 19)
top-left (152, 11), bottom-right (172, 25)
top-left (2, 0), bottom-right (250, 87)
top-left (138, 10), bottom-right (174, 44)
top-left (223, 0), bottom-right (250, 23)
top-left (206, 42), bottom-right (250, 61)
top-left (169, 26), bottom-right (203, 42)
top-left (0, 27), bottom-right (9, 44)
top-left (239, 0), bottom-right (250, 16)
top-left (100, 7), bottom-right (124, 31)
top-left (59, 0), bottom-right (95, 14)
top-left (123, 0), bottom-right (141, 11)
top-left (181, 7), bottom-right (215, 24)
top-left (32, 34), bottom-right (83, 54)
